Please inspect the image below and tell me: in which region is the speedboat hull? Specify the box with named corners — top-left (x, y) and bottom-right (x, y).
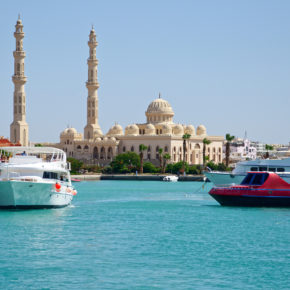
top-left (210, 190), bottom-right (290, 207)
top-left (0, 180), bottom-right (74, 209)
top-left (209, 172), bottom-right (290, 207)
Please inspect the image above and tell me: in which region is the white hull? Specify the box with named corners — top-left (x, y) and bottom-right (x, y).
top-left (0, 180), bottom-right (73, 208)
top-left (205, 172), bottom-right (290, 187)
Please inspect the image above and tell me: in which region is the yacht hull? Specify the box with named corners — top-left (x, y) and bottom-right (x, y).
top-left (0, 181), bottom-right (73, 209)
top-left (205, 172), bottom-right (290, 187)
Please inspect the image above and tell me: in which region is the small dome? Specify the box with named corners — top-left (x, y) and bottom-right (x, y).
top-left (103, 137), bottom-right (108, 141)
top-left (197, 125), bottom-right (207, 136)
top-left (61, 127), bottom-right (78, 136)
top-left (110, 137), bottom-right (116, 142)
top-left (162, 124), bottom-right (172, 135)
top-left (107, 123), bottom-right (124, 136)
top-left (184, 125), bottom-right (195, 135)
top-left (95, 137), bottom-right (102, 141)
top-left (172, 124), bottom-right (184, 136)
top-left (93, 129), bottom-right (103, 138)
top-left (125, 124), bottom-right (139, 136)
top-left (145, 123), bottom-right (155, 135)
top-left (67, 128), bottom-right (77, 134)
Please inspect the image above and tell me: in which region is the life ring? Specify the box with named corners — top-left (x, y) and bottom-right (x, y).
top-left (72, 190), bottom-right (77, 196)
top-left (66, 187), bottom-right (71, 193)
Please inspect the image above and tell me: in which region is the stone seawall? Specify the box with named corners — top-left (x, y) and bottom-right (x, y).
top-left (72, 174), bottom-right (207, 182)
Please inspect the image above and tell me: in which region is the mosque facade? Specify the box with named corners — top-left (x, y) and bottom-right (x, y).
top-left (57, 28), bottom-right (224, 166)
top-left (7, 19), bottom-right (223, 165)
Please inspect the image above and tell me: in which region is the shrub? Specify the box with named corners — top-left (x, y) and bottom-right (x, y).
top-left (143, 162), bottom-right (158, 173)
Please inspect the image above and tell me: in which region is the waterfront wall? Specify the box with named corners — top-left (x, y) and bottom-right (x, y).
top-left (72, 174), bottom-right (207, 182)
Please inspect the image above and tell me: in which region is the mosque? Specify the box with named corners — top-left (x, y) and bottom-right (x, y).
top-left (9, 18), bottom-right (224, 166)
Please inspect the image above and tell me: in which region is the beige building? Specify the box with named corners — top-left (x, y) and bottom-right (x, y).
top-left (10, 17), bottom-right (29, 146)
top-left (57, 28), bottom-right (224, 166)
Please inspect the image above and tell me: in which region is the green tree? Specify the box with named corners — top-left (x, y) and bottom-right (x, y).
top-left (182, 133), bottom-right (191, 173)
top-left (265, 144), bottom-right (274, 159)
top-left (34, 143), bottom-right (43, 147)
top-left (139, 144), bottom-right (148, 174)
top-left (225, 133), bottom-right (235, 167)
top-left (202, 138), bottom-right (211, 167)
top-left (162, 153), bottom-right (171, 173)
top-left (111, 152), bottom-right (140, 173)
top-left (67, 157), bottom-right (84, 174)
top-left (172, 161), bottom-right (189, 174)
top-left (143, 162), bottom-right (158, 173)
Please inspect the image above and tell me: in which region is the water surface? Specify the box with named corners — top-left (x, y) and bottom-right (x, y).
top-left (0, 181), bottom-right (290, 289)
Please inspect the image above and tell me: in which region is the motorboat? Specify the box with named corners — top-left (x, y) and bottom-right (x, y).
top-left (204, 158), bottom-right (290, 187)
top-left (209, 172), bottom-right (290, 207)
top-left (0, 147), bottom-right (77, 209)
top-left (163, 175), bottom-right (178, 182)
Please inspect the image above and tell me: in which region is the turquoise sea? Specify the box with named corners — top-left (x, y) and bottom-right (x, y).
top-left (1, 181), bottom-right (290, 289)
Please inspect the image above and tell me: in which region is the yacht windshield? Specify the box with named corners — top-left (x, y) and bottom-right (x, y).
top-left (241, 173), bottom-right (269, 186)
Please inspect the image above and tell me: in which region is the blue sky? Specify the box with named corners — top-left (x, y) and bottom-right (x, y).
top-left (0, 0), bottom-right (289, 144)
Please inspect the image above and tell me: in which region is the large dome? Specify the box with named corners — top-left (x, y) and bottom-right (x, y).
top-left (145, 97), bottom-right (174, 124)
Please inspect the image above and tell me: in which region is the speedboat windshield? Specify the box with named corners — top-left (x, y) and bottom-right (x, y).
top-left (241, 173), bottom-right (269, 186)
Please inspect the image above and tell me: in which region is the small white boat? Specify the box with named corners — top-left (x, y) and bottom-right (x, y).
top-left (0, 147), bottom-right (77, 209)
top-left (163, 175), bottom-right (178, 182)
top-left (204, 158), bottom-right (290, 187)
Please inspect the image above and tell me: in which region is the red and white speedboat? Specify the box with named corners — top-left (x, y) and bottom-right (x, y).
top-left (209, 172), bottom-right (290, 207)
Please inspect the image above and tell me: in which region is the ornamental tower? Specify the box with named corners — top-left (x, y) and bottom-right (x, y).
top-left (10, 16), bottom-right (29, 146)
top-left (84, 27), bottom-right (103, 139)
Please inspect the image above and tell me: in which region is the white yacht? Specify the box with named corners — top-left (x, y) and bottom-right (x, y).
top-left (204, 158), bottom-right (290, 187)
top-left (0, 147), bottom-right (77, 209)
top-left (163, 175), bottom-right (178, 182)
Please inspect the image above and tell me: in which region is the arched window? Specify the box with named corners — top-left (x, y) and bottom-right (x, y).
top-left (147, 146), bottom-right (151, 152)
top-left (219, 147), bottom-right (221, 153)
top-left (156, 146), bottom-right (159, 152)
top-left (77, 145), bottom-right (82, 151)
top-left (131, 146), bottom-right (134, 152)
top-left (213, 147), bottom-right (216, 153)
top-left (108, 147), bottom-right (113, 159)
top-left (156, 129), bottom-right (159, 135)
top-left (100, 147), bottom-right (105, 159)
top-left (173, 146), bottom-right (176, 152)
top-left (84, 145), bottom-right (89, 152)
top-left (165, 146), bottom-right (168, 152)
top-left (123, 146), bottom-right (126, 152)
top-left (17, 63), bottom-right (20, 73)
top-left (93, 147), bottom-right (99, 159)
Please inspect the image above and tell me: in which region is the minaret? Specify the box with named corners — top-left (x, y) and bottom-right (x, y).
top-left (10, 16), bottom-right (29, 146)
top-left (84, 27), bottom-right (103, 139)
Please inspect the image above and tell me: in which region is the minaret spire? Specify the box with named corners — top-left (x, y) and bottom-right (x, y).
top-left (10, 17), bottom-right (29, 146)
top-left (84, 27), bottom-right (102, 139)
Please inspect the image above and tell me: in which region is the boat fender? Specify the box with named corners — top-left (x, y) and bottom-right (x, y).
top-left (55, 183), bottom-right (61, 192)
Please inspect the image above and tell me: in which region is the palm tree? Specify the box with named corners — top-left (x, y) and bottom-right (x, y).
top-left (162, 153), bottom-right (171, 173)
top-left (182, 133), bottom-right (191, 173)
top-left (225, 133), bottom-right (235, 167)
top-left (265, 144), bottom-right (274, 159)
top-left (158, 148), bottom-right (163, 169)
top-left (202, 138), bottom-right (211, 167)
top-left (139, 144), bottom-right (148, 174)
